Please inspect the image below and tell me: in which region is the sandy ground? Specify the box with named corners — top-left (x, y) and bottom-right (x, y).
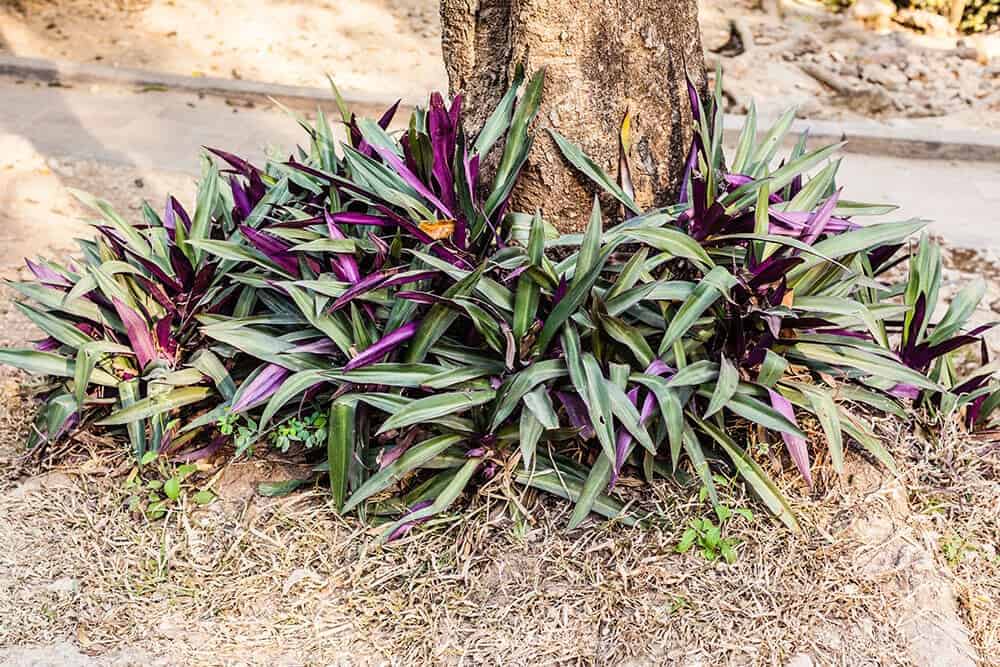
top-left (0, 0), bottom-right (446, 102)
top-left (1, 0), bottom-right (999, 128)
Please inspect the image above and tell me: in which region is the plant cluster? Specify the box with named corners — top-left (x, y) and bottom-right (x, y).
top-left (2, 71), bottom-right (997, 540)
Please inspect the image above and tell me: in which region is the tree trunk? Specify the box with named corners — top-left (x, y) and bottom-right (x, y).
top-left (440, 0), bottom-right (706, 232)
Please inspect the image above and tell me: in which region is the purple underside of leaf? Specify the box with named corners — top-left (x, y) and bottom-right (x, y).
top-left (556, 391), bottom-right (595, 440)
top-left (749, 256), bottom-right (805, 287)
top-left (724, 174), bottom-right (784, 204)
top-left (768, 210), bottom-right (857, 235)
top-left (154, 316), bottom-right (177, 358)
top-left (552, 276), bottom-right (569, 305)
top-left (368, 142), bottom-right (455, 219)
top-left (686, 76), bottom-right (701, 122)
top-left (55, 412), bottom-right (80, 440)
top-left (289, 339), bottom-right (337, 354)
top-left (395, 291), bottom-right (438, 305)
top-left (206, 146), bottom-right (259, 177)
top-left (967, 393), bottom-right (987, 428)
top-left (170, 435), bottom-right (227, 463)
top-left (888, 383), bottom-right (921, 400)
top-left (230, 176), bottom-right (252, 220)
top-left (323, 211), bottom-right (362, 284)
top-left (35, 337), bottom-right (61, 351)
top-left (903, 294), bottom-right (928, 360)
top-left (369, 231), bottom-right (389, 269)
top-left (240, 225), bottom-right (299, 276)
top-left (232, 364), bottom-right (292, 413)
top-left (329, 268), bottom-right (400, 312)
top-left (343, 321), bottom-right (420, 371)
top-left (678, 140), bottom-right (699, 205)
top-left (644, 359), bottom-right (675, 377)
top-left (385, 499), bottom-right (435, 543)
top-left (170, 196), bottom-right (192, 231)
top-left (25, 259), bottom-right (71, 287)
top-left (112, 297), bottom-right (158, 369)
top-left (428, 92), bottom-right (459, 216)
top-left (767, 389), bottom-right (812, 487)
top-left (611, 389), bottom-right (656, 488)
top-left (799, 189), bottom-right (843, 246)
top-left (378, 99), bottom-right (402, 129)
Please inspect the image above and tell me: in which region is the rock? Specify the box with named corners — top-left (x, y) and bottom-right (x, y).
top-left (837, 459), bottom-right (979, 667)
top-left (972, 32), bottom-right (1000, 64)
top-left (40, 577), bottom-right (79, 595)
top-left (786, 655), bottom-right (815, 667)
top-left (861, 63), bottom-right (909, 91)
top-left (896, 9), bottom-right (955, 38)
top-left (851, 0), bottom-right (895, 31)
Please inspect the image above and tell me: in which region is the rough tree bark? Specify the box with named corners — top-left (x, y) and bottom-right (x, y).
top-left (440, 0), bottom-right (706, 232)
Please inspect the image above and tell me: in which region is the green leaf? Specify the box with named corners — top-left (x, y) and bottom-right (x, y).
top-left (692, 415), bottom-right (799, 532)
top-left (164, 477), bottom-right (181, 501)
top-left (550, 130), bottom-right (641, 214)
top-left (328, 398), bottom-right (355, 510)
top-left (490, 360), bottom-right (566, 430)
top-left (705, 356), bottom-right (738, 418)
top-left (258, 479), bottom-right (309, 497)
top-left (535, 243), bottom-right (618, 353)
top-left (523, 385), bottom-right (559, 429)
top-left (567, 452), bottom-right (613, 529)
top-left (625, 228), bottom-right (714, 271)
top-left (376, 390), bottom-right (495, 435)
top-left (802, 385), bottom-right (844, 474)
top-left (343, 433), bottom-right (464, 513)
top-left (659, 266), bottom-right (736, 353)
top-left (473, 66), bottom-right (524, 157)
top-left (519, 409), bottom-right (544, 469)
top-left (97, 387), bottom-right (213, 426)
top-left (581, 354), bottom-right (616, 463)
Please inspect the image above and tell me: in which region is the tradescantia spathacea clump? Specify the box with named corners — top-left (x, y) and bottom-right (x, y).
top-left (2, 69), bottom-right (997, 540)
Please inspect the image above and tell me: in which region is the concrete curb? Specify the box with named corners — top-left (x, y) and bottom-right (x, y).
top-left (0, 54), bottom-right (418, 118)
top-left (3, 54), bottom-right (1000, 162)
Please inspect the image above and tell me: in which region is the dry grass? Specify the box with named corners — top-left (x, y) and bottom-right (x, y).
top-left (8, 401), bottom-right (995, 665)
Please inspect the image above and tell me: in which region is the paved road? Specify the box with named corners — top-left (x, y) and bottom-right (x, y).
top-left (2, 79), bottom-right (999, 250)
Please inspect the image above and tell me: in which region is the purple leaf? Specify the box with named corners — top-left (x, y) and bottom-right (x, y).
top-left (206, 147), bottom-right (259, 177)
top-left (767, 389), bottom-right (812, 486)
top-left (35, 337), bottom-right (61, 351)
top-left (888, 383), bottom-right (921, 400)
top-left (329, 269), bottom-right (397, 312)
top-left (323, 211), bottom-right (362, 284)
top-left (611, 388), bottom-right (656, 487)
top-left (343, 322), bottom-right (419, 371)
top-left (385, 499), bottom-right (434, 543)
top-left (799, 188), bottom-right (843, 246)
top-left (169, 196), bottom-right (192, 232)
top-left (25, 259), bottom-right (70, 287)
top-left (556, 391), bottom-right (595, 440)
top-left (329, 211), bottom-right (393, 228)
top-left (230, 176), bottom-right (252, 221)
top-left (368, 142), bottom-right (455, 219)
top-left (232, 364), bottom-right (291, 413)
top-left (678, 141), bottom-right (699, 205)
top-left (112, 297), bottom-right (157, 369)
top-left (240, 225), bottom-right (299, 276)
top-left (428, 92), bottom-right (458, 215)
top-left (378, 99), bottom-right (401, 129)
top-left (154, 316), bottom-right (178, 359)
top-left (171, 435), bottom-right (226, 463)
top-left (369, 231), bottom-right (389, 270)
